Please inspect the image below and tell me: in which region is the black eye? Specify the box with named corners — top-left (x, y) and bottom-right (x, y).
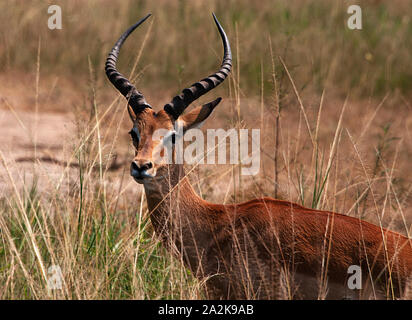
top-left (171, 133), bottom-right (176, 145)
top-left (128, 127), bottom-right (140, 148)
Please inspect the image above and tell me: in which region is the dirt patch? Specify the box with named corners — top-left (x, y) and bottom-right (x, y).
top-left (0, 107), bottom-right (76, 194)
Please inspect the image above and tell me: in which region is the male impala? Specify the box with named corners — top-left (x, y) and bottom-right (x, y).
top-left (105, 14), bottom-right (412, 299)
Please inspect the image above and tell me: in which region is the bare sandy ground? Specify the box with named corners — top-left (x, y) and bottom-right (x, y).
top-left (0, 107), bottom-right (76, 195)
top-left (0, 101), bottom-right (146, 208)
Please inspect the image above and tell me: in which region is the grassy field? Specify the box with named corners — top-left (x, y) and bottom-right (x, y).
top-left (0, 0), bottom-right (412, 299)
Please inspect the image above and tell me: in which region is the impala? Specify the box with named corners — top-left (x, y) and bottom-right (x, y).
top-left (105, 13), bottom-right (412, 299)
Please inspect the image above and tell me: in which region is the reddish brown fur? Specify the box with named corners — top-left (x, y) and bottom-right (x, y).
top-left (206, 197), bottom-right (412, 294)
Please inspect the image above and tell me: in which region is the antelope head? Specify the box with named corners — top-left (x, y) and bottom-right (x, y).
top-left (105, 13), bottom-right (232, 184)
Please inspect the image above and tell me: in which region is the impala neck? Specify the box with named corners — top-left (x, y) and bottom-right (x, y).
top-left (142, 164), bottom-right (204, 244)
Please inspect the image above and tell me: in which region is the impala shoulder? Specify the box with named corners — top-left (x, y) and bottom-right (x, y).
top-left (205, 197), bottom-right (312, 216)
top-left (235, 197), bottom-right (308, 212)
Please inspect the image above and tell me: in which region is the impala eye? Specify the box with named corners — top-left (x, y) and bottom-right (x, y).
top-left (128, 127), bottom-right (140, 148)
top-left (171, 133), bottom-right (176, 145)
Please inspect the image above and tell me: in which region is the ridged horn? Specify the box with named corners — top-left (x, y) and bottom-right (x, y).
top-left (105, 14), bottom-right (152, 114)
top-left (164, 13), bottom-right (232, 120)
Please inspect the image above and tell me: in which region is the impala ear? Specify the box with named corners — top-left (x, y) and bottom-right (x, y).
top-left (179, 97), bottom-right (222, 131)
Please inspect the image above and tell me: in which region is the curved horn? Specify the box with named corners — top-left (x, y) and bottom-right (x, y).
top-left (164, 13), bottom-right (232, 120)
top-left (105, 14), bottom-right (152, 114)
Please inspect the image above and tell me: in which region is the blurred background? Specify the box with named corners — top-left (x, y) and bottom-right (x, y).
top-left (2, 0), bottom-right (412, 109)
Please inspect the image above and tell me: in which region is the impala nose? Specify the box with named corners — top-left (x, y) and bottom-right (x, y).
top-left (130, 160), bottom-right (153, 181)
